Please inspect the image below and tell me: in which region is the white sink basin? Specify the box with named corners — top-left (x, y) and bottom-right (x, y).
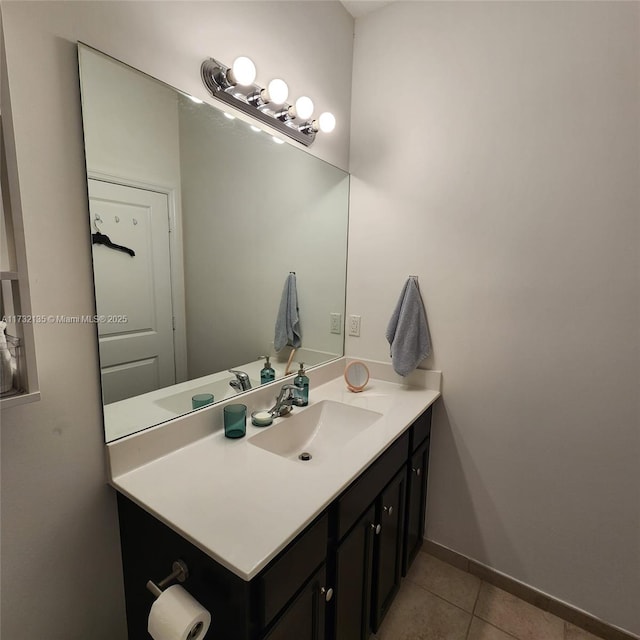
top-left (154, 378), bottom-right (257, 414)
top-left (248, 400), bottom-right (382, 462)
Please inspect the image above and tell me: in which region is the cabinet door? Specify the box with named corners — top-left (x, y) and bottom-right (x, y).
top-left (403, 437), bottom-right (430, 575)
top-left (263, 565), bottom-right (328, 640)
top-left (334, 504), bottom-right (376, 640)
top-left (372, 468), bottom-right (406, 631)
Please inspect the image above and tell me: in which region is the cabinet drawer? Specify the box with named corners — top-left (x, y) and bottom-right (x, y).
top-left (411, 406), bottom-right (432, 451)
top-left (336, 431), bottom-right (409, 540)
top-left (259, 512), bottom-right (328, 628)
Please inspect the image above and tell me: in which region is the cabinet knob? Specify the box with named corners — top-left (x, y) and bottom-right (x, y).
top-left (320, 586), bottom-right (334, 602)
top-left (412, 467), bottom-right (421, 476)
top-left (370, 523), bottom-right (381, 535)
top-left (383, 505), bottom-right (394, 516)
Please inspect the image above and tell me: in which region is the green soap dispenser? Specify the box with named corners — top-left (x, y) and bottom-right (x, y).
top-left (260, 355), bottom-right (276, 384)
top-left (294, 362), bottom-right (309, 406)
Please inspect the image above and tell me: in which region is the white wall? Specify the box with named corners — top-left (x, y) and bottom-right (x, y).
top-left (348, 1), bottom-right (639, 635)
top-left (79, 47), bottom-right (183, 192)
top-left (0, 2), bottom-right (353, 639)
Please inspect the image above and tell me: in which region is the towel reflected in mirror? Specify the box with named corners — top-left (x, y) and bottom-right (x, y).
top-left (274, 272), bottom-right (302, 352)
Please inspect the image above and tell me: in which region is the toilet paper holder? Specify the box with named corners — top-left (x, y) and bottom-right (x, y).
top-left (146, 559), bottom-right (189, 599)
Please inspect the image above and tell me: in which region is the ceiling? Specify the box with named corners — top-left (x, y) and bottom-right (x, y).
top-left (341, 1), bottom-right (395, 19)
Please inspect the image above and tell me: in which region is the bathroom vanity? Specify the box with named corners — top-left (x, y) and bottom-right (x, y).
top-left (107, 360), bottom-right (440, 639)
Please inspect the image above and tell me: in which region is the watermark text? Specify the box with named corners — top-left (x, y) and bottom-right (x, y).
top-left (2, 314), bottom-right (128, 324)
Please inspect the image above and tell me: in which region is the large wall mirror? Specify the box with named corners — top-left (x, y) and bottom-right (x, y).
top-left (78, 45), bottom-right (349, 443)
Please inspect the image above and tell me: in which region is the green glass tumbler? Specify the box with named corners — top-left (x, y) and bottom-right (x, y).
top-left (192, 393), bottom-right (214, 409)
top-left (224, 404), bottom-right (246, 439)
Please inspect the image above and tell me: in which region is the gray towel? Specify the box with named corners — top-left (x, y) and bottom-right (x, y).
top-left (274, 273), bottom-right (302, 352)
top-left (385, 277), bottom-right (431, 376)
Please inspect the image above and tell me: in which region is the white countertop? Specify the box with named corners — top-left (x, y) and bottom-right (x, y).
top-left (107, 359), bottom-right (440, 581)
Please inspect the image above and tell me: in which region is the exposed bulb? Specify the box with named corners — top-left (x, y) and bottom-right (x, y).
top-left (263, 79), bottom-right (289, 105)
top-left (318, 112), bottom-right (336, 133)
top-left (250, 125), bottom-right (262, 133)
top-left (272, 136), bottom-right (285, 145)
top-left (229, 56), bottom-right (256, 86)
top-left (294, 96), bottom-right (314, 120)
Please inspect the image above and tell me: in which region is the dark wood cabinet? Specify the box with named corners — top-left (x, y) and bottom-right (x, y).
top-left (259, 513), bottom-right (328, 629)
top-left (117, 405), bottom-right (433, 640)
top-left (333, 444), bottom-right (409, 640)
top-left (403, 437), bottom-right (430, 575)
top-left (263, 565), bottom-right (327, 640)
top-left (372, 468), bottom-right (406, 631)
top-left (334, 504), bottom-right (375, 640)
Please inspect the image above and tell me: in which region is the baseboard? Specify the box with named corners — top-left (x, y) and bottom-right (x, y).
top-left (424, 539), bottom-right (639, 640)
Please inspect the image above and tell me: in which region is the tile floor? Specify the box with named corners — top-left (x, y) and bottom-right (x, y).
top-left (372, 551), bottom-right (607, 640)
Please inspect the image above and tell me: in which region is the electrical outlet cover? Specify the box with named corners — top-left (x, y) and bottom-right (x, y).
top-left (348, 315), bottom-right (361, 337)
top-left (330, 312), bottom-right (342, 334)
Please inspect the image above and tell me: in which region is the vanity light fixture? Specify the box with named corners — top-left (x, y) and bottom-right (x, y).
top-left (201, 56), bottom-right (335, 146)
top-left (294, 96), bottom-right (314, 120)
top-left (264, 78), bottom-right (289, 104)
top-left (228, 56), bottom-right (257, 86)
top-left (317, 112), bottom-right (336, 133)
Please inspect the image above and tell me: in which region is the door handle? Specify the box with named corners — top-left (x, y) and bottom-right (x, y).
top-left (370, 523), bottom-right (381, 535)
top-left (412, 467), bottom-right (421, 476)
top-left (383, 505), bottom-right (394, 516)
top-left (320, 586), bottom-right (334, 602)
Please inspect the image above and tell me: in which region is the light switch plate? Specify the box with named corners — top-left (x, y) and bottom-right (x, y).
top-left (348, 314), bottom-right (361, 337)
top-left (330, 312), bottom-right (342, 334)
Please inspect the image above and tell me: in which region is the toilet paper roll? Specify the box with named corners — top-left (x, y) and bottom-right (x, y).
top-left (148, 585), bottom-right (211, 640)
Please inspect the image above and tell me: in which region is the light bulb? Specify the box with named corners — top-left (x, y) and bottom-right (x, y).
top-left (265, 79), bottom-right (289, 105)
top-left (294, 96), bottom-right (314, 120)
top-left (230, 56), bottom-right (256, 86)
top-left (272, 136), bottom-right (285, 145)
top-left (318, 112), bottom-right (336, 133)
top-left (250, 125), bottom-right (261, 133)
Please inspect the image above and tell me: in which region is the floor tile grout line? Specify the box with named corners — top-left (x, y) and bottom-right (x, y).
top-left (464, 580), bottom-right (483, 639)
top-left (383, 571), bottom-right (593, 640)
top-left (421, 552), bottom-right (613, 640)
top-left (473, 609), bottom-right (565, 640)
top-left (468, 613), bottom-right (523, 640)
top-left (403, 572), bottom-right (480, 623)
top-left (409, 554), bottom-right (610, 640)
top-left (463, 613), bottom-right (474, 639)
top-left (471, 579), bottom-right (482, 615)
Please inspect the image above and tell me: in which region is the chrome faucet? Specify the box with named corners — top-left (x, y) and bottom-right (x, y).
top-left (229, 369), bottom-right (252, 392)
top-left (269, 383), bottom-right (304, 417)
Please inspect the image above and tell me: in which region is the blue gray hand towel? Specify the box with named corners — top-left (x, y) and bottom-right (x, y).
top-left (385, 277), bottom-right (431, 376)
top-left (274, 273), bottom-right (302, 352)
